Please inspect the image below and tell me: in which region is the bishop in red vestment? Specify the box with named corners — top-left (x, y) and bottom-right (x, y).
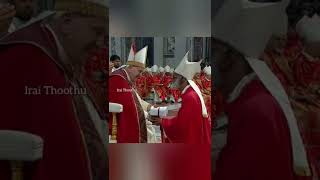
top-left (0, 1), bottom-right (109, 179)
top-left (262, 32), bottom-right (320, 179)
top-left (212, 0), bottom-right (313, 178)
top-left (158, 52), bottom-right (211, 144)
top-left (109, 68), bottom-right (148, 143)
top-left (212, 37), bottom-right (310, 180)
top-left (161, 85), bottom-right (211, 144)
top-left (108, 46), bottom-right (148, 143)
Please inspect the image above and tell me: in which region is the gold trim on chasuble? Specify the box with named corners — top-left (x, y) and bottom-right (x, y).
top-left (127, 61), bottom-right (145, 68)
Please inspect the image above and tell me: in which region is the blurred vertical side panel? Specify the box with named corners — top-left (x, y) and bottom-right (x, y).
top-left (109, 0), bottom-right (211, 37)
top-left (109, 144), bottom-right (211, 180)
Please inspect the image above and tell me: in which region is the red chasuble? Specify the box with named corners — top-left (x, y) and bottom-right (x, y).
top-left (263, 33), bottom-right (320, 179)
top-left (0, 23), bottom-right (107, 180)
top-left (0, 46), bottom-right (92, 180)
top-left (109, 69), bottom-right (147, 143)
top-left (161, 86), bottom-right (211, 144)
top-left (214, 80), bottom-right (297, 180)
top-left (194, 72), bottom-right (212, 125)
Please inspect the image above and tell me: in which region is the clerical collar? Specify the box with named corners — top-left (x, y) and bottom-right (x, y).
top-left (182, 85), bottom-right (191, 94)
top-left (227, 72), bottom-right (256, 103)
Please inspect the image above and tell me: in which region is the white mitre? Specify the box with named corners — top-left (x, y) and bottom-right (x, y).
top-left (212, 0), bottom-right (242, 41)
top-left (203, 66), bottom-right (211, 75)
top-left (296, 14), bottom-right (320, 43)
top-left (159, 67), bottom-right (165, 73)
top-left (165, 65), bottom-right (171, 73)
top-left (175, 52), bottom-right (208, 118)
top-left (127, 46), bottom-right (148, 68)
top-left (215, 0), bottom-right (281, 58)
top-left (175, 52), bottom-right (201, 80)
top-left (151, 65), bottom-right (158, 73)
top-left (212, 0), bottom-right (310, 176)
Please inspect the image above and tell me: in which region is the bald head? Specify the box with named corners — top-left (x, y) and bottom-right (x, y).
top-left (212, 38), bottom-right (252, 98)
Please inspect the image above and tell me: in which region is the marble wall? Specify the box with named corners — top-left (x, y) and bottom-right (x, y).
top-left (110, 37), bottom-right (210, 69)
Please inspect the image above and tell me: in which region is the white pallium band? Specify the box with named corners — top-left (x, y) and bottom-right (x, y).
top-left (246, 57), bottom-right (310, 176)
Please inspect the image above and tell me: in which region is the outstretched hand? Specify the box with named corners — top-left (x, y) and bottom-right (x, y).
top-left (109, 62), bottom-right (114, 75)
top-left (149, 116), bottom-right (162, 126)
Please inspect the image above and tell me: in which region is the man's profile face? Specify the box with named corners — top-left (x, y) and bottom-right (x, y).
top-left (112, 59), bottom-right (121, 68)
top-left (171, 73), bottom-right (184, 91)
top-left (13, 0), bottom-right (34, 21)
